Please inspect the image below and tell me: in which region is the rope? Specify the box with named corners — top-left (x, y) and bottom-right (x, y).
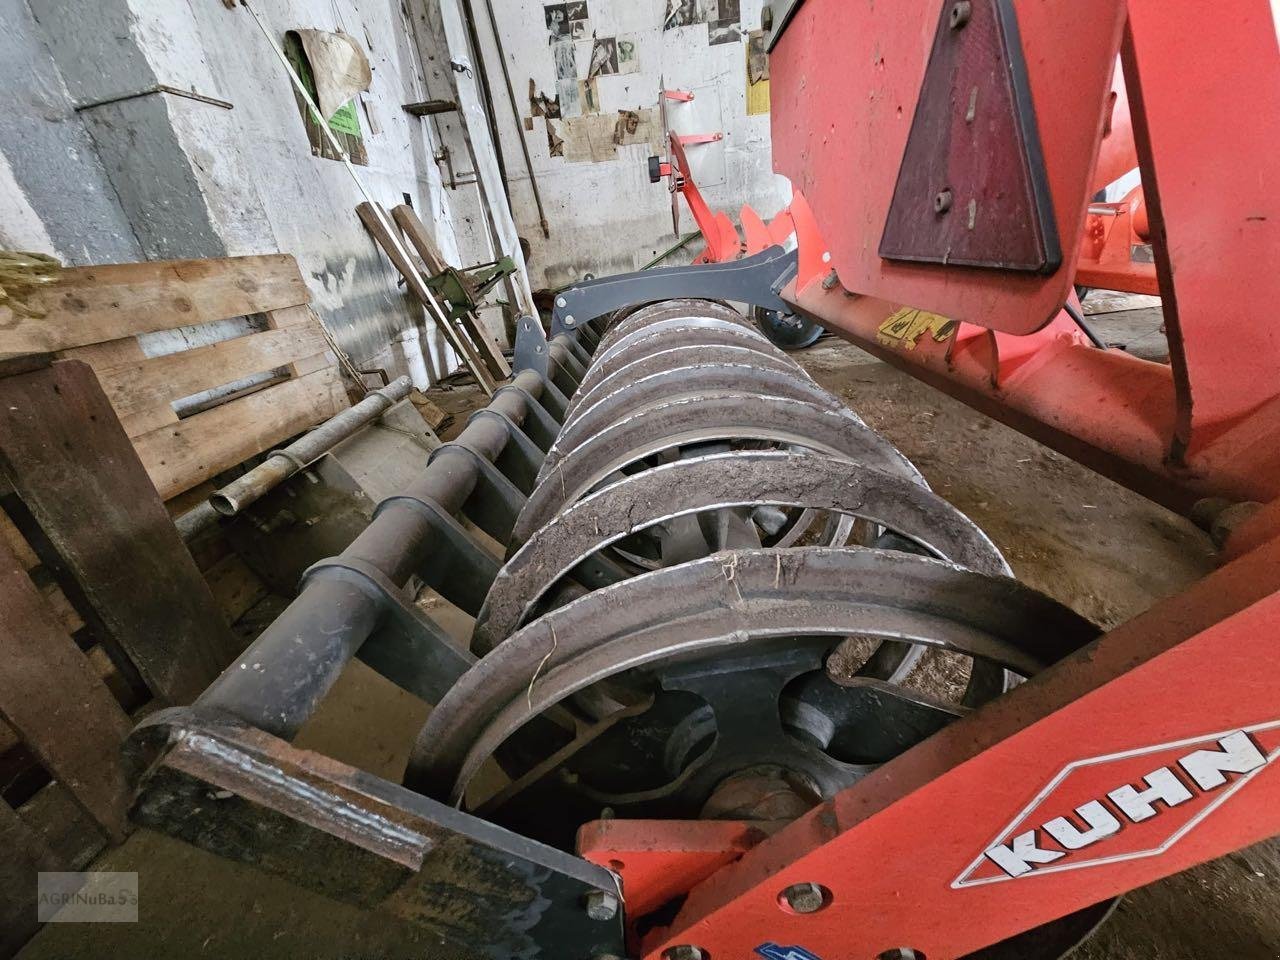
top-left (0, 251), bottom-right (62, 318)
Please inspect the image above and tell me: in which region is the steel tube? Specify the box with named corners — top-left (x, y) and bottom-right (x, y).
top-left (197, 370), bottom-right (547, 738)
top-left (211, 377), bottom-right (414, 517)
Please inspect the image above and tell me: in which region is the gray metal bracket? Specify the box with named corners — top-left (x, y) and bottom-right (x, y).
top-left (368, 497), bottom-right (500, 617)
top-left (492, 384), bottom-right (560, 451)
top-left (549, 245), bottom-right (799, 336)
top-left (513, 315), bottom-right (551, 377)
top-left (428, 444), bottom-right (526, 544)
top-left (302, 557), bottom-right (477, 702)
top-left (127, 707), bottom-right (626, 960)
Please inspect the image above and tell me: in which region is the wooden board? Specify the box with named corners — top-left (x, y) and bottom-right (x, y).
top-left (94, 325), bottom-right (328, 431)
top-left (0, 799), bottom-right (61, 958)
top-left (409, 390), bottom-right (450, 430)
top-left (204, 554), bottom-right (270, 624)
top-left (132, 365), bottom-right (347, 500)
top-left (1, 255), bottom-right (310, 356)
top-left (390, 203), bottom-right (449, 275)
top-left (356, 201), bottom-right (497, 394)
top-left (391, 204), bottom-right (511, 381)
top-left (0, 538), bottom-right (132, 842)
top-left (20, 782), bottom-right (108, 870)
top-left (0, 359), bottom-right (241, 703)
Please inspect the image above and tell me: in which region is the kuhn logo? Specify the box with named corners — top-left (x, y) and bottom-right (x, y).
top-left (755, 945), bottom-right (823, 960)
top-left (954, 722), bottom-right (1280, 888)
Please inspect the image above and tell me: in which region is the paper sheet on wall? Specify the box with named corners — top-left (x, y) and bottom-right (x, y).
top-left (746, 30), bottom-right (770, 116)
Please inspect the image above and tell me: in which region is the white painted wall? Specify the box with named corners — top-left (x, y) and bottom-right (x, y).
top-left (3, 0), bottom-right (787, 376)
top-left (133, 0), bottom-right (485, 377)
top-left (474, 0), bottom-right (791, 289)
top-left (2, 0), bottom-right (511, 382)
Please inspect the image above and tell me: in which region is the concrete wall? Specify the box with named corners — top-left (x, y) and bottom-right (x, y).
top-left (2, 0), bottom-right (789, 373)
top-left (1, 0), bottom-right (507, 381)
top-left (473, 0), bottom-right (791, 289)
top-left (0, 0), bottom-right (144, 262)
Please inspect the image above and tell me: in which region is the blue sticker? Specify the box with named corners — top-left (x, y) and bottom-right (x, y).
top-left (755, 944), bottom-right (824, 960)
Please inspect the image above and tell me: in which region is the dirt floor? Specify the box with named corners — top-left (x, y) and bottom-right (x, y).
top-left (21, 309), bottom-right (1280, 959)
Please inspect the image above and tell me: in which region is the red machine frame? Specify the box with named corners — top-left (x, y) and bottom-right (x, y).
top-left (590, 1), bottom-right (1280, 957)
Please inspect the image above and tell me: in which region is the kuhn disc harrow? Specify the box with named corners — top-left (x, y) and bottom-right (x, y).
top-left (130, 299), bottom-right (1107, 959)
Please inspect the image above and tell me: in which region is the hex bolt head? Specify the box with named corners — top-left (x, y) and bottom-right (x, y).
top-left (556, 296), bottom-right (568, 307)
top-left (662, 947), bottom-right (705, 960)
top-left (585, 889), bottom-right (619, 922)
top-left (950, 0), bottom-right (972, 29)
top-left (781, 881), bottom-right (829, 914)
top-left (934, 189), bottom-right (954, 215)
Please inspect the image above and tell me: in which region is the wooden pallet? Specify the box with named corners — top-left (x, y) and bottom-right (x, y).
top-left (1, 254), bottom-right (349, 501)
top-left (0, 256), bottom-right (353, 956)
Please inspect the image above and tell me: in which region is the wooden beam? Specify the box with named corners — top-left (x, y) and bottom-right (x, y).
top-left (356, 201), bottom-right (497, 394)
top-left (0, 539), bottom-right (132, 842)
top-left (1, 255), bottom-right (310, 356)
top-left (132, 366), bottom-right (348, 500)
top-left (264, 304), bottom-right (335, 380)
top-left (390, 204), bottom-right (449, 275)
top-left (0, 359), bottom-right (241, 703)
top-left (0, 799), bottom-right (62, 958)
top-left (94, 325), bottom-right (328, 429)
top-left (403, 98), bottom-right (459, 117)
top-left (391, 204), bottom-right (511, 381)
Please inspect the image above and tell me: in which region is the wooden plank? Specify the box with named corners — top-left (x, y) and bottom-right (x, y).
top-left (287, 352), bottom-right (336, 378)
top-left (59, 336), bottom-right (147, 367)
top-left (120, 404), bottom-right (184, 438)
top-left (1, 798), bottom-right (61, 958)
top-left (391, 203), bottom-right (449, 275)
top-left (94, 325), bottom-right (328, 425)
top-left (356, 202), bottom-right (497, 394)
top-left (39, 580), bottom-right (84, 638)
top-left (261, 303), bottom-right (316, 329)
top-left (204, 554), bottom-right (270, 625)
top-left (409, 390), bottom-right (450, 430)
top-left (0, 359), bottom-right (242, 703)
top-left (20, 782), bottom-right (108, 869)
top-left (0, 254), bottom-right (310, 357)
top-left (0, 511), bottom-right (39, 572)
top-left (61, 338), bottom-right (183, 437)
top-left (0, 538), bottom-right (132, 842)
top-left (392, 203), bottom-right (512, 381)
top-left (264, 304), bottom-right (337, 380)
top-left (164, 480), bottom-right (218, 519)
top-left (403, 98), bottom-right (460, 117)
top-left (133, 366), bottom-right (348, 500)
top-left (85, 644), bottom-right (143, 713)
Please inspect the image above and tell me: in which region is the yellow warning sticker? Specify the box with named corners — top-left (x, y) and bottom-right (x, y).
top-left (877, 308), bottom-right (958, 350)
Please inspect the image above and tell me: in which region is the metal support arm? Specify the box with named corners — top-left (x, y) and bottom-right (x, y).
top-left (549, 246), bottom-right (799, 336)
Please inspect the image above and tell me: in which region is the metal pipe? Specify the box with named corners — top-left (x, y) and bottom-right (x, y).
top-left (1063, 300), bottom-right (1108, 350)
top-left (211, 377), bottom-right (414, 517)
top-left (175, 377), bottom-right (413, 541)
top-left (477, 0), bottom-right (551, 238)
top-left (459, 0), bottom-right (513, 211)
top-left (195, 369), bottom-right (547, 737)
top-left (642, 231), bottom-right (703, 270)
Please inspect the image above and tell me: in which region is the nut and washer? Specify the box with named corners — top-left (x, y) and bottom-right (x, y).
top-left (780, 881), bottom-right (828, 914)
top-left (585, 889), bottom-right (620, 922)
